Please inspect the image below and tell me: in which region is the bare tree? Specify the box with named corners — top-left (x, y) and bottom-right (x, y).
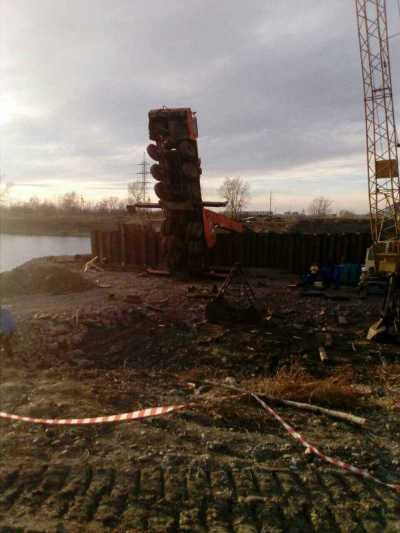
top-left (218, 177), bottom-right (250, 219)
top-left (308, 196), bottom-right (333, 216)
top-left (95, 196), bottom-right (125, 213)
top-left (59, 191), bottom-right (81, 213)
top-left (128, 181), bottom-right (144, 204)
top-left (0, 181), bottom-right (13, 206)
top-left (338, 209), bottom-right (355, 218)
top-left (27, 196), bottom-right (41, 212)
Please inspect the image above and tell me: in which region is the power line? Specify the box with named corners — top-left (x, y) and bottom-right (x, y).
top-left (136, 152), bottom-right (150, 203)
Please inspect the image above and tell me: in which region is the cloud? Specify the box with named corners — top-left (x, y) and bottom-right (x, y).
top-left (1, 0), bottom-right (399, 212)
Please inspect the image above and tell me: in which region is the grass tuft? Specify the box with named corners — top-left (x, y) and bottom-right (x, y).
top-left (243, 361), bottom-right (364, 409)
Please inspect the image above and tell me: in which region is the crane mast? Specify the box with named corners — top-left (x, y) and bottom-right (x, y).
top-left (355, 0), bottom-right (400, 243)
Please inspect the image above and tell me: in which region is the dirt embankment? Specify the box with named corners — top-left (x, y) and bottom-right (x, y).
top-left (244, 216), bottom-right (370, 234)
top-left (0, 259), bottom-right (95, 297)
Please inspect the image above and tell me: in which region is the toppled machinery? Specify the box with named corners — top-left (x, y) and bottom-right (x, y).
top-left (136, 107), bottom-right (245, 275)
top-left (148, 107), bottom-right (206, 274)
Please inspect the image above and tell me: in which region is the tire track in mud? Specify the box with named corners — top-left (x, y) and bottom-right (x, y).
top-left (0, 459), bottom-right (399, 532)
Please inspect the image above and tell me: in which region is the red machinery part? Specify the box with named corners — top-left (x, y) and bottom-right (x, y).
top-left (203, 209), bottom-right (245, 249)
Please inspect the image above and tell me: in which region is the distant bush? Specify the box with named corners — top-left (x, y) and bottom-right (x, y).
top-left (0, 191), bottom-right (130, 217)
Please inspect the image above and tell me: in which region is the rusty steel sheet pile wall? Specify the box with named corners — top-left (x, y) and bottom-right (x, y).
top-left (91, 225), bottom-right (161, 269)
top-left (209, 232), bottom-right (372, 273)
top-left (91, 227), bottom-right (371, 274)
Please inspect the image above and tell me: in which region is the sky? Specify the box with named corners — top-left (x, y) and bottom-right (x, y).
top-left (1, 0), bottom-right (399, 213)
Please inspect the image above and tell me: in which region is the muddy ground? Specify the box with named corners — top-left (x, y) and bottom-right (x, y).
top-left (0, 257), bottom-right (399, 532)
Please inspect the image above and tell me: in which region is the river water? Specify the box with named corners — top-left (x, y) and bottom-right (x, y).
top-left (0, 234), bottom-right (91, 272)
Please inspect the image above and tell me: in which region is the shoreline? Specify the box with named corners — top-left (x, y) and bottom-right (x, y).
top-left (0, 229), bottom-right (91, 237)
top-left (0, 213), bottom-right (131, 238)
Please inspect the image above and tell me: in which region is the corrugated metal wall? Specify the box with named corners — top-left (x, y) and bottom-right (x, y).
top-left (208, 231), bottom-right (371, 273)
top-left (91, 225), bottom-right (161, 269)
top-left (91, 225), bottom-right (371, 274)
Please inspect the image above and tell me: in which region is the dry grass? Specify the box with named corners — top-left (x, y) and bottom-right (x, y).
top-left (243, 362), bottom-right (365, 409)
top-left (375, 363), bottom-right (400, 390)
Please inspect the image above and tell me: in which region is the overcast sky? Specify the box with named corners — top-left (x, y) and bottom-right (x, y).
top-left (1, 0), bottom-right (399, 213)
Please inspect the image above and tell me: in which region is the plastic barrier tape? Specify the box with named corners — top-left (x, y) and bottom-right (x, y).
top-left (1, 393), bottom-right (399, 494)
top-left (0, 404), bottom-right (185, 425)
top-left (251, 393), bottom-right (400, 494)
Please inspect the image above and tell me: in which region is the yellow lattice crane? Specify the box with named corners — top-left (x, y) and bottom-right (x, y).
top-left (355, 0), bottom-right (400, 338)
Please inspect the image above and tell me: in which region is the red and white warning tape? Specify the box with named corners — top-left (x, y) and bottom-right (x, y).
top-left (0, 404), bottom-right (184, 425)
top-left (1, 393), bottom-right (399, 494)
top-left (251, 393), bottom-right (400, 494)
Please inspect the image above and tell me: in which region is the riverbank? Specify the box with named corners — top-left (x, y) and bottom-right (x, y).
top-left (0, 234), bottom-right (92, 272)
top-left (0, 213), bottom-right (135, 236)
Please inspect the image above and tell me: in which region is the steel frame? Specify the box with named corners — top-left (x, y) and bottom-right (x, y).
top-left (355, 0), bottom-right (400, 242)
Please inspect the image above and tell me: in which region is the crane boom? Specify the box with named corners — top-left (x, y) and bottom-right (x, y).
top-left (355, 0), bottom-right (400, 242)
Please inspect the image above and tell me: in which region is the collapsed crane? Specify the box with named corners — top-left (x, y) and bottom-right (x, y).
top-left (133, 107), bottom-right (245, 275)
top-left (355, 0), bottom-right (400, 338)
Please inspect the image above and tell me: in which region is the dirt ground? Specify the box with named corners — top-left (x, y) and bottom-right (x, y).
top-left (0, 257), bottom-right (399, 532)
top-left (241, 215), bottom-right (370, 235)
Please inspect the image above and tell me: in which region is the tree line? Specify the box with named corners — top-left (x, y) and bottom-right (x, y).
top-left (0, 178), bottom-right (355, 218)
top-left (0, 191), bottom-right (133, 216)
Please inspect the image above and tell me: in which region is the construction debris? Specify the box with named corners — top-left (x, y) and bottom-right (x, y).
top-left (319, 346), bottom-right (328, 362)
top-left (205, 379), bottom-right (367, 427)
top-left (83, 255), bottom-right (104, 273)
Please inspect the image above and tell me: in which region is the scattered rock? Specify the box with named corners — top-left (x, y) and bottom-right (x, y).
top-left (49, 324), bottom-right (70, 336)
top-left (206, 440), bottom-right (230, 453)
top-left (70, 333), bottom-right (86, 346)
top-left (252, 444), bottom-right (273, 462)
top-left (47, 342), bottom-right (59, 352)
top-left (69, 349), bottom-right (85, 359)
top-left (76, 358), bottom-right (95, 369)
top-left (125, 294), bottom-right (143, 304)
top-left (82, 319), bottom-right (103, 328)
top-left (194, 385), bottom-right (211, 396)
